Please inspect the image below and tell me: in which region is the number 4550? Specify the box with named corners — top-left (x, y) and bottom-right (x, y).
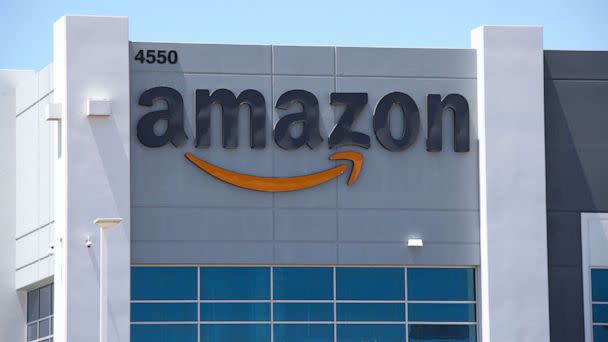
top-left (134, 50), bottom-right (178, 64)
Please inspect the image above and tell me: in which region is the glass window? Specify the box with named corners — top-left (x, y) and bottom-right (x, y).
top-left (592, 269), bottom-right (608, 302)
top-left (27, 289), bottom-right (39, 323)
top-left (409, 304), bottom-right (476, 323)
top-left (592, 268), bottom-right (608, 342)
top-left (408, 268), bottom-right (475, 301)
top-left (274, 303), bottom-right (333, 322)
top-left (273, 267), bottom-right (333, 300)
top-left (27, 284), bottom-right (53, 341)
top-left (336, 267), bottom-right (404, 300)
top-left (274, 324), bottom-right (333, 342)
top-left (200, 303), bottom-right (270, 321)
top-left (337, 303), bottom-right (405, 322)
top-left (593, 304), bottom-right (608, 324)
top-left (39, 284), bottom-right (53, 317)
top-left (200, 324), bottom-right (270, 342)
top-left (131, 267), bottom-right (197, 300)
top-left (594, 326), bottom-right (608, 342)
top-left (201, 267), bottom-right (269, 300)
top-left (131, 303), bottom-right (197, 322)
top-left (131, 324), bottom-right (197, 342)
top-left (130, 266), bottom-right (477, 342)
top-left (337, 324), bottom-right (405, 342)
top-left (27, 323), bottom-right (37, 341)
top-left (409, 324), bottom-right (477, 342)
top-left (38, 318), bottom-right (51, 337)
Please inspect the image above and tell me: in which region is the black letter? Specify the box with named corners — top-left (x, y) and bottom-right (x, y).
top-left (273, 90), bottom-right (323, 150)
top-left (195, 89), bottom-right (266, 149)
top-left (426, 94), bottom-right (470, 152)
top-left (329, 93), bottom-right (370, 149)
top-left (137, 87), bottom-right (188, 148)
top-left (373, 92), bottom-right (420, 151)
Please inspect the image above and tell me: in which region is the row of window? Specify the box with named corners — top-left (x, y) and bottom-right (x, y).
top-left (131, 266), bottom-right (477, 342)
top-left (132, 266), bottom-right (476, 301)
top-left (131, 324), bottom-right (476, 342)
top-left (131, 302), bottom-right (476, 322)
top-left (21, 267), bottom-right (608, 341)
top-left (592, 268), bottom-right (608, 342)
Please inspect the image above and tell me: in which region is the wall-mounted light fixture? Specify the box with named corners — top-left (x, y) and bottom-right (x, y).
top-left (407, 238), bottom-right (424, 247)
top-left (86, 99), bottom-right (112, 117)
top-left (45, 103), bottom-right (62, 121)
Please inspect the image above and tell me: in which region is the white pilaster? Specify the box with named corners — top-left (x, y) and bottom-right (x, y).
top-left (472, 26), bottom-right (550, 342)
top-left (52, 16), bottom-right (131, 342)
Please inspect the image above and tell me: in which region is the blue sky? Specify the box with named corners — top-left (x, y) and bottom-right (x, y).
top-left (1, 0), bottom-right (607, 70)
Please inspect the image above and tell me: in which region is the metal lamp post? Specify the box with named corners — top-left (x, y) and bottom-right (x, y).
top-left (94, 218), bottom-right (122, 342)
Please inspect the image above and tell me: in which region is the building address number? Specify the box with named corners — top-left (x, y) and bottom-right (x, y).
top-left (134, 49), bottom-right (178, 64)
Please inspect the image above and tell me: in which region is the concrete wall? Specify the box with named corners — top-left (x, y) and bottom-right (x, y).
top-left (51, 16), bottom-right (131, 342)
top-left (0, 69), bottom-right (33, 342)
top-left (544, 50), bottom-right (608, 342)
top-left (14, 64), bottom-right (55, 289)
top-left (130, 43), bottom-right (480, 266)
top-left (472, 26), bottom-right (550, 342)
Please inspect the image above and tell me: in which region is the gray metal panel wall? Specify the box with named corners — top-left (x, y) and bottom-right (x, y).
top-left (130, 43), bottom-right (480, 266)
top-left (544, 50), bottom-right (608, 342)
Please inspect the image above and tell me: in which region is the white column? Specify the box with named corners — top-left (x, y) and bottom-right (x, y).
top-left (52, 16), bottom-right (131, 342)
top-left (472, 26), bottom-right (550, 342)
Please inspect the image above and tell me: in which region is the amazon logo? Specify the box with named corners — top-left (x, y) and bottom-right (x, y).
top-left (136, 87), bottom-right (470, 192)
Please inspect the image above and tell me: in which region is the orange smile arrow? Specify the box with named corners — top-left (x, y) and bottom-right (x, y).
top-left (184, 151), bottom-right (363, 192)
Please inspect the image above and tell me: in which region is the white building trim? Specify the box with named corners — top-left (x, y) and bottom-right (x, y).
top-left (52, 15), bottom-right (131, 342)
top-left (472, 26), bottom-right (550, 342)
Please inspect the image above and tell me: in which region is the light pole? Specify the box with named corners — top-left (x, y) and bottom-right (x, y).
top-left (94, 218), bottom-right (122, 342)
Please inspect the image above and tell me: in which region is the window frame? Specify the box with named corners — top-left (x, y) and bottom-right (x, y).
top-left (25, 282), bottom-right (54, 342)
top-left (130, 264), bottom-right (480, 342)
top-left (582, 213), bottom-right (608, 342)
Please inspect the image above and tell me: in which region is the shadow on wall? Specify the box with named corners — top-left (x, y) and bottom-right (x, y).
top-left (543, 51), bottom-right (608, 342)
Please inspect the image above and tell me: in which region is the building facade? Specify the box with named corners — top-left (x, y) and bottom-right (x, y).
top-left (0, 15), bottom-right (606, 342)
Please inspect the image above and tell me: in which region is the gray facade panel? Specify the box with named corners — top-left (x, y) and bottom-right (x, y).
top-left (545, 50), bottom-right (608, 80)
top-left (130, 42), bottom-right (480, 266)
top-left (274, 243), bottom-right (338, 264)
top-left (132, 241), bottom-right (275, 264)
top-left (132, 207), bottom-right (274, 241)
top-left (545, 80), bottom-right (608, 148)
top-left (545, 80), bottom-right (608, 211)
top-left (548, 265), bottom-right (585, 342)
top-left (272, 75), bottom-right (337, 208)
top-left (130, 42), bottom-right (272, 74)
top-left (547, 212), bottom-right (582, 267)
top-left (274, 210), bottom-right (338, 242)
top-left (546, 145), bottom-right (608, 212)
top-left (338, 243), bottom-right (479, 265)
top-left (338, 210), bottom-right (479, 243)
top-left (130, 72), bottom-right (274, 208)
top-left (335, 77), bottom-right (479, 210)
top-left (544, 50), bottom-right (608, 342)
top-left (336, 47), bottom-right (476, 78)
top-left (272, 46), bottom-right (335, 75)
